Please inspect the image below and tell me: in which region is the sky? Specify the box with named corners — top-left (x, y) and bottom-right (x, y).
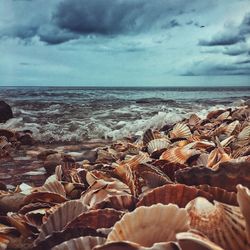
top-left (0, 0), bottom-right (250, 86)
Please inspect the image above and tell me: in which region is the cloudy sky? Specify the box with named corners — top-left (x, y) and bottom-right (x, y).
top-left (0, 0), bottom-right (250, 86)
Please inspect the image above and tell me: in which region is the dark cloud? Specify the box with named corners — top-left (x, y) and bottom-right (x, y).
top-left (199, 12), bottom-right (250, 46)
top-left (182, 60), bottom-right (250, 76)
top-left (0, 0), bottom-right (212, 45)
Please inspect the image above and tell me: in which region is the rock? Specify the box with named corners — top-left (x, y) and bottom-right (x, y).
top-left (37, 150), bottom-right (58, 161)
top-left (245, 99), bottom-right (250, 107)
top-left (0, 101), bottom-right (13, 123)
top-left (0, 129), bottom-right (15, 140)
top-left (81, 150), bottom-right (97, 163)
top-left (16, 131), bottom-right (34, 145)
top-left (43, 153), bottom-right (62, 174)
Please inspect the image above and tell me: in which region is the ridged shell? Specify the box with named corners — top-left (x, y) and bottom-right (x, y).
top-left (65, 208), bottom-right (123, 230)
top-left (143, 129), bottom-right (157, 145)
top-left (147, 139), bottom-right (170, 155)
top-left (186, 197), bottom-right (250, 250)
top-left (23, 192), bottom-right (67, 205)
top-left (160, 146), bottom-right (199, 164)
top-left (52, 236), bottom-right (106, 250)
top-left (36, 180), bottom-right (66, 197)
top-left (197, 185), bottom-right (238, 206)
top-left (107, 204), bottom-right (189, 247)
top-left (170, 123), bottom-right (191, 139)
top-left (188, 114), bottom-right (201, 127)
top-left (92, 195), bottom-right (138, 211)
top-left (216, 111), bottom-right (230, 121)
top-left (137, 184), bottom-right (212, 208)
top-left (175, 160), bottom-right (250, 192)
top-left (93, 241), bottom-right (178, 250)
top-left (176, 231), bottom-right (224, 250)
top-left (153, 160), bottom-right (187, 181)
top-left (207, 148), bottom-right (231, 169)
top-left (35, 200), bottom-right (87, 244)
top-left (0, 235), bottom-right (9, 250)
top-left (238, 125), bottom-right (250, 141)
top-left (237, 184), bottom-right (250, 242)
top-left (224, 120), bottom-right (239, 135)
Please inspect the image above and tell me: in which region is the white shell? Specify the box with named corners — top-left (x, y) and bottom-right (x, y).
top-left (107, 203), bottom-right (189, 247)
top-left (147, 138), bottom-right (170, 155)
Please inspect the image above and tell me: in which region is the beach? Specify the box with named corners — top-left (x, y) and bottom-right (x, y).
top-left (0, 88), bottom-right (250, 249)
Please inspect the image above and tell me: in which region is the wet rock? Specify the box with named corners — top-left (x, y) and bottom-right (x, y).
top-left (0, 101), bottom-right (13, 123)
top-left (16, 131), bottom-right (34, 145)
top-left (0, 129), bottom-right (15, 140)
top-left (43, 153), bottom-right (62, 174)
top-left (0, 182), bottom-right (7, 191)
top-left (81, 150), bottom-right (97, 163)
top-left (37, 150), bottom-right (58, 161)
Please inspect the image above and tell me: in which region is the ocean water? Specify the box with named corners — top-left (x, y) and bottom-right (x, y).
top-left (0, 86), bottom-right (250, 143)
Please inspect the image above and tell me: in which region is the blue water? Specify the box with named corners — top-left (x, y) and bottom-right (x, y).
top-left (0, 86), bottom-right (249, 142)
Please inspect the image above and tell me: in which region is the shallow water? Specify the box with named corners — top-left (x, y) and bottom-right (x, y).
top-left (1, 86), bottom-right (250, 143)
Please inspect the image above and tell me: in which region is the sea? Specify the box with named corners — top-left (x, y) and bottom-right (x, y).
top-left (1, 86), bottom-right (250, 144)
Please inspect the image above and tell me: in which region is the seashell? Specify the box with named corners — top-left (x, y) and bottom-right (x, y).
top-left (92, 194), bottom-right (138, 211)
top-left (23, 192), bottom-right (67, 205)
top-left (195, 153), bottom-right (209, 167)
top-left (153, 160), bottom-right (187, 181)
top-left (197, 185), bottom-right (238, 206)
top-left (93, 241), bottom-right (179, 250)
top-left (237, 184), bottom-right (250, 242)
top-left (216, 111), bottom-right (230, 121)
top-left (35, 180), bottom-right (66, 197)
top-left (35, 227), bottom-right (105, 250)
top-left (206, 109), bottom-right (225, 120)
top-left (186, 197), bottom-right (250, 250)
top-left (170, 123), bottom-right (191, 139)
top-left (140, 171), bottom-right (172, 188)
top-left (137, 184), bottom-right (212, 208)
top-left (176, 231), bottom-right (224, 250)
top-left (188, 114), bottom-right (201, 127)
top-left (160, 146), bottom-right (199, 165)
top-left (35, 200), bottom-right (87, 244)
top-left (65, 208), bottom-right (124, 230)
top-left (0, 235), bottom-right (9, 250)
top-left (220, 135), bottom-right (235, 147)
top-left (143, 129), bottom-right (157, 145)
top-left (237, 125), bottom-right (250, 141)
top-left (52, 236), bottom-right (106, 250)
top-left (175, 160), bottom-right (250, 191)
top-left (81, 179), bottom-right (130, 208)
top-left (107, 204), bottom-right (190, 247)
top-left (147, 138), bottom-right (170, 155)
top-left (207, 148), bottom-right (231, 169)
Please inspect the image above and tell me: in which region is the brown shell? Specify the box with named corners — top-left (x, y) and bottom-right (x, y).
top-left (52, 236), bottom-right (106, 250)
top-left (35, 200), bottom-right (87, 244)
top-left (237, 184), bottom-right (250, 242)
top-left (23, 192), bottom-right (67, 205)
top-left (197, 185), bottom-right (238, 206)
top-left (35, 180), bottom-right (66, 197)
top-left (186, 197), bottom-right (250, 250)
top-left (92, 194), bottom-right (138, 211)
top-left (153, 160), bottom-right (187, 181)
top-left (137, 184), bottom-right (212, 208)
top-left (170, 123), bottom-right (191, 139)
top-left (65, 208), bottom-right (124, 230)
top-left (175, 160), bottom-right (250, 192)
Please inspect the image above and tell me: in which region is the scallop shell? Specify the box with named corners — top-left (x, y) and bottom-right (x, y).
top-left (93, 241), bottom-right (178, 250)
top-left (107, 204), bottom-right (190, 247)
top-left (176, 231), bottom-right (224, 250)
top-left (188, 114), bottom-right (201, 127)
top-left (147, 138), bottom-right (170, 155)
top-left (92, 194), bottom-right (138, 211)
top-left (153, 160), bottom-right (187, 181)
top-left (216, 111), bottom-right (230, 121)
top-left (186, 197), bottom-right (249, 250)
top-left (65, 208), bottom-right (124, 230)
top-left (0, 235), bottom-right (9, 250)
top-left (175, 160), bottom-right (250, 191)
top-left (197, 185), bottom-right (238, 206)
top-left (207, 148), bottom-right (231, 169)
top-left (23, 192), bottom-right (67, 205)
top-left (160, 146), bottom-right (199, 165)
top-left (137, 184), bottom-right (212, 208)
top-left (143, 129), bottom-right (157, 145)
top-left (35, 200), bottom-right (87, 244)
top-left (52, 236), bottom-right (106, 250)
top-left (170, 123), bottom-right (191, 139)
top-left (237, 184), bottom-right (250, 242)
top-left (35, 180), bottom-right (66, 197)
top-left (237, 125), bottom-right (250, 141)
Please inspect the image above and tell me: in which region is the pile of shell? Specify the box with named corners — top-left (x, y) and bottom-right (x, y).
top-left (0, 104), bottom-right (249, 250)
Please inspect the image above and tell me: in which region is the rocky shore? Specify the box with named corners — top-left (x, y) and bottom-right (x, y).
top-left (0, 101), bottom-right (249, 249)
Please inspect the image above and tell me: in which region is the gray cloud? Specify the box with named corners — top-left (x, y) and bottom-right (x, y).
top-left (182, 60), bottom-right (250, 76)
top-left (0, 0), bottom-right (213, 45)
top-left (199, 12), bottom-right (250, 46)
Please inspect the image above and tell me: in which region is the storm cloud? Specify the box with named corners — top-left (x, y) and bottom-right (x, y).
top-left (199, 12), bottom-right (250, 46)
